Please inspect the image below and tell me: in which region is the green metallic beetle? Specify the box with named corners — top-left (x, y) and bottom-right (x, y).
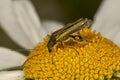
top-left (47, 18), bottom-right (92, 52)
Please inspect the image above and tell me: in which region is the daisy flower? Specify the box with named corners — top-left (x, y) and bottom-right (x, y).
top-left (0, 0), bottom-right (120, 80)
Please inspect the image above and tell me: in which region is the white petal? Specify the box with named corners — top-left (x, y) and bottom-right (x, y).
top-left (0, 47), bottom-right (26, 70)
top-left (0, 0), bottom-right (44, 49)
top-left (0, 71), bottom-right (24, 80)
top-left (42, 20), bottom-right (64, 35)
top-left (92, 0), bottom-right (120, 46)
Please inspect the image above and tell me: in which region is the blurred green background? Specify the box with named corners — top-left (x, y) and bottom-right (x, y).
top-left (0, 0), bottom-right (102, 55)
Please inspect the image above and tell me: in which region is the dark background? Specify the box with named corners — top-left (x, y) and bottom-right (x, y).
top-left (0, 0), bottom-right (102, 55)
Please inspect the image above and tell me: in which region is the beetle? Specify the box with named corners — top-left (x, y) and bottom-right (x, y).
top-left (47, 18), bottom-right (92, 52)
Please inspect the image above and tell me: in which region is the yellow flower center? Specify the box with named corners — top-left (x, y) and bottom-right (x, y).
top-left (23, 28), bottom-right (120, 80)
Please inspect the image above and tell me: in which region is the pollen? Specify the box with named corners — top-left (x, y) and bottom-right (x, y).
top-left (23, 28), bottom-right (120, 80)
